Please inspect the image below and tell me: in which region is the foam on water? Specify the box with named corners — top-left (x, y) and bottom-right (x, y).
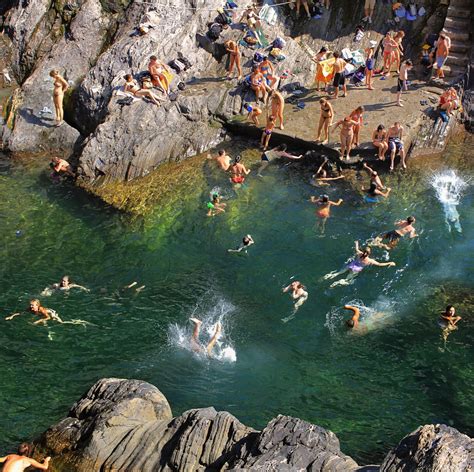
top-left (325, 297), bottom-right (395, 337)
top-left (430, 170), bottom-right (469, 233)
top-left (168, 292), bottom-right (237, 363)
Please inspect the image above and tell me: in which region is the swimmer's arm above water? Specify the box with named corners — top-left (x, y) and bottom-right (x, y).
top-left (316, 175), bottom-right (345, 181)
top-left (354, 240), bottom-right (362, 255)
top-left (329, 199), bottom-right (343, 206)
top-left (283, 153), bottom-right (303, 160)
top-left (5, 312), bottom-right (21, 320)
top-left (369, 259), bottom-right (396, 267)
top-left (69, 283), bottom-right (90, 292)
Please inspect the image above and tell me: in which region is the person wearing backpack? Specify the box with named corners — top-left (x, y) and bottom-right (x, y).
top-left (224, 40), bottom-right (242, 80)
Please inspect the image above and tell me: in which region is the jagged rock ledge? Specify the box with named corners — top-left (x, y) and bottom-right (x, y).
top-left (34, 378), bottom-right (473, 471)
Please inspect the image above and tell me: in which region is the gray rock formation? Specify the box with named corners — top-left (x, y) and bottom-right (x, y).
top-left (380, 424), bottom-right (474, 472)
top-left (39, 377), bottom-right (359, 471)
top-left (3, 0), bottom-right (114, 153)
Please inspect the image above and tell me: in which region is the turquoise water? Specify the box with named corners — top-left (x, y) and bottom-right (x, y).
top-left (0, 139), bottom-right (473, 465)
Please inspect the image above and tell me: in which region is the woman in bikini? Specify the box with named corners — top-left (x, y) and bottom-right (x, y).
top-left (124, 74), bottom-right (164, 106)
top-left (363, 183), bottom-right (391, 203)
top-left (372, 124), bottom-right (388, 160)
top-left (393, 31), bottom-right (405, 74)
top-left (250, 66), bottom-right (267, 102)
top-left (316, 98), bottom-right (333, 144)
top-left (349, 106), bottom-right (364, 148)
top-left (259, 56), bottom-right (276, 88)
top-left (269, 89), bottom-right (284, 129)
top-left (224, 40), bottom-right (242, 80)
top-left (324, 241), bottom-right (395, 287)
top-left (310, 194), bottom-right (343, 233)
top-left (382, 32), bottom-right (397, 75)
top-left (229, 155), bottom-right (250, 185)
top-left (49, 69), bottom-right (69, 126)
top-left (332, 116), bottom-right (358, 159)
top-left (261, 114), bottom-right (275, 150)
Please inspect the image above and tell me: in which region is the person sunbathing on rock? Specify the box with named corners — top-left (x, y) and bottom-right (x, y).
top-left (148, 55), bottom-right (171, 93)
top-left (0, 443), bottom-right (50, 471)
top-left (189, 318), bottom-right (221, 356)
top-left (124, 74), bottom-right (164, 106)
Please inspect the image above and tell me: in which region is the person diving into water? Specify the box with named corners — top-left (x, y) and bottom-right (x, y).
top-left (189, 318), bottom-right (221, 356)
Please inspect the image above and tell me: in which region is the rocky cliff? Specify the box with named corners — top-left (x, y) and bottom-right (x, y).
top-left (35, 378), bottom-right (473, 472)
top-left (1, 0), bottom-right (448, 184)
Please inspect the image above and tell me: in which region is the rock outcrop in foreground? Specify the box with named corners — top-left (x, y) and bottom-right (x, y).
top-left (37, 378), bottom-right (473, 472)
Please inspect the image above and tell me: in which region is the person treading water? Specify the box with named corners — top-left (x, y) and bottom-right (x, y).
top-left (439, 305), bottom-right (462, 345)
top-left (283, 281), bottom-right (308, 311)
top-left (41, 275), bottom-right (89, 296)
top-left (324, 241), bottom-right (396, 287)
top-left (189, 318), bottom-right (221, 356)
top-left (228, 234), bottom-right (254, 253)
top-left (0, 443), bottom-right (50, 471)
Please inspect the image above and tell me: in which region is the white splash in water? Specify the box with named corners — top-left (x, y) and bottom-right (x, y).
top-left (168, 294), bottom-right (237, 363)
top-left (430, 170), bottom-right (468, 234)
top-left (325, 297), bottom-right (395, 337)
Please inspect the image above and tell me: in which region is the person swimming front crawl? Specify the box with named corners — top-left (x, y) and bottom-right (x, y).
top-left (373, 216), bottom-right (417, 249)
top-left (228, 234), bottom-right (254, 253)
top-left (324, 241), bottom-right (395, 287)
top-left (5, 299), bottom-right (62, 324)
top-left (189, 318), bottom-right (221, 356)
top-left (344, 305), bottom-right (360, 328)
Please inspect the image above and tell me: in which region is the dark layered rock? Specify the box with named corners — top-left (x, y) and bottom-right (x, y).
top-left (380, 424), bottom-right (474, 472)
top-left (38, 378), bottom-right (359, 471)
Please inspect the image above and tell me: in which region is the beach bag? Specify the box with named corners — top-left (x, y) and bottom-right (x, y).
top-left (244, 33), bottom-right (258, 45)
top-left (273, 37), bottom-right (286, 49)
top-left (418, 6), bottom-right (426, 16)
top-left (217, 9), bottom-right (232, 25)
top-left (270, 47), bottom-right (282, 58)
top-left (395, 6), bottom-right (406, 17)
top-left (208, 23), bottom-right (223, 40)
top-left (117, 96), bottom-right (134, 106)
top-left (226, 1), bottom-right (238, 8)
top-left (253, 52), bottom-right (264, 63)
top-left (169, 59), bottom-right (186, 73)
top-left (341, 48), bottom-right (353, 60)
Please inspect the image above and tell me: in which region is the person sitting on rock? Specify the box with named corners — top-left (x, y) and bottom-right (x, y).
top-left (148, 55), bottom-right (171, 93)
top-left (51, 156), bottom-right (75, 177)
top-left (0, 443), bottom-right (51, 471)
top-left (124, 74), bottom-right (164, 106)
top-left (250, 66), bottom-right (267, 102)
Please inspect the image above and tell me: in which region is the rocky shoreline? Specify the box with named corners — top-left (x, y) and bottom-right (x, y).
top-left (33, 378), bottom-right (473, 471)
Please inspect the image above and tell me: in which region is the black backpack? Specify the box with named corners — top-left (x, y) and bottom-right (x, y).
top-left (208, 23), bottom-right (223, 41)
top-left (169, 59), bottom-right (187, 73)
top-left (178, 52), bottom-right (192, 70)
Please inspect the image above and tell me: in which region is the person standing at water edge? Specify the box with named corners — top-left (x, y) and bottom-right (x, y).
top-left (387, 122), bottom-right (406, 171)
top-left (0, 443), bottom-right (50, 471)
top-left (283, 281), bottom-right (308, 312)
top-left (49, 69), bottom-right (68, 126)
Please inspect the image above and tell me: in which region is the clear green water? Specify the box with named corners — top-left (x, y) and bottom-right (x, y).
top-left (0, 138), bottom-right (473, 465)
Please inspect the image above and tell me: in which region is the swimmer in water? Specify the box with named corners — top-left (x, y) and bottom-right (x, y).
top-left (324, 241), bottom-right (395, 287)
top-left (344, 305), bottom-right (360, 328)
top-left (311, 157), bottom-right (345, 186)
top-left (229, 155), bottom-right (251, 185)
top-left (372, 216), bottom-right (417, 250)
top-left (362, 162), bottom-right (385, 190)
top-left (282, 281), bottom-right (308, 312)
top-left (41, 275), bottom-right (89, 296)
top-left (207, 150), bottom-right (231, 172)
top-left (207, 193), bottom-right (226, 217)
top-left (228, 234), bottom-right (254, 253)
top-left (257, 144), bottom-right (302, 177)
top-left (363, 183), bottom-right (391, 203)
top-left (189, 318), bottom-right (221, 356)
top-left (0, 443), bottom-right (50, 471)
top-left (5, 299), bottom-right (62, 324)
top-left (310, 194), bottom-right (343, 233)
top-left (439, 305), bottom-right (462, 345)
